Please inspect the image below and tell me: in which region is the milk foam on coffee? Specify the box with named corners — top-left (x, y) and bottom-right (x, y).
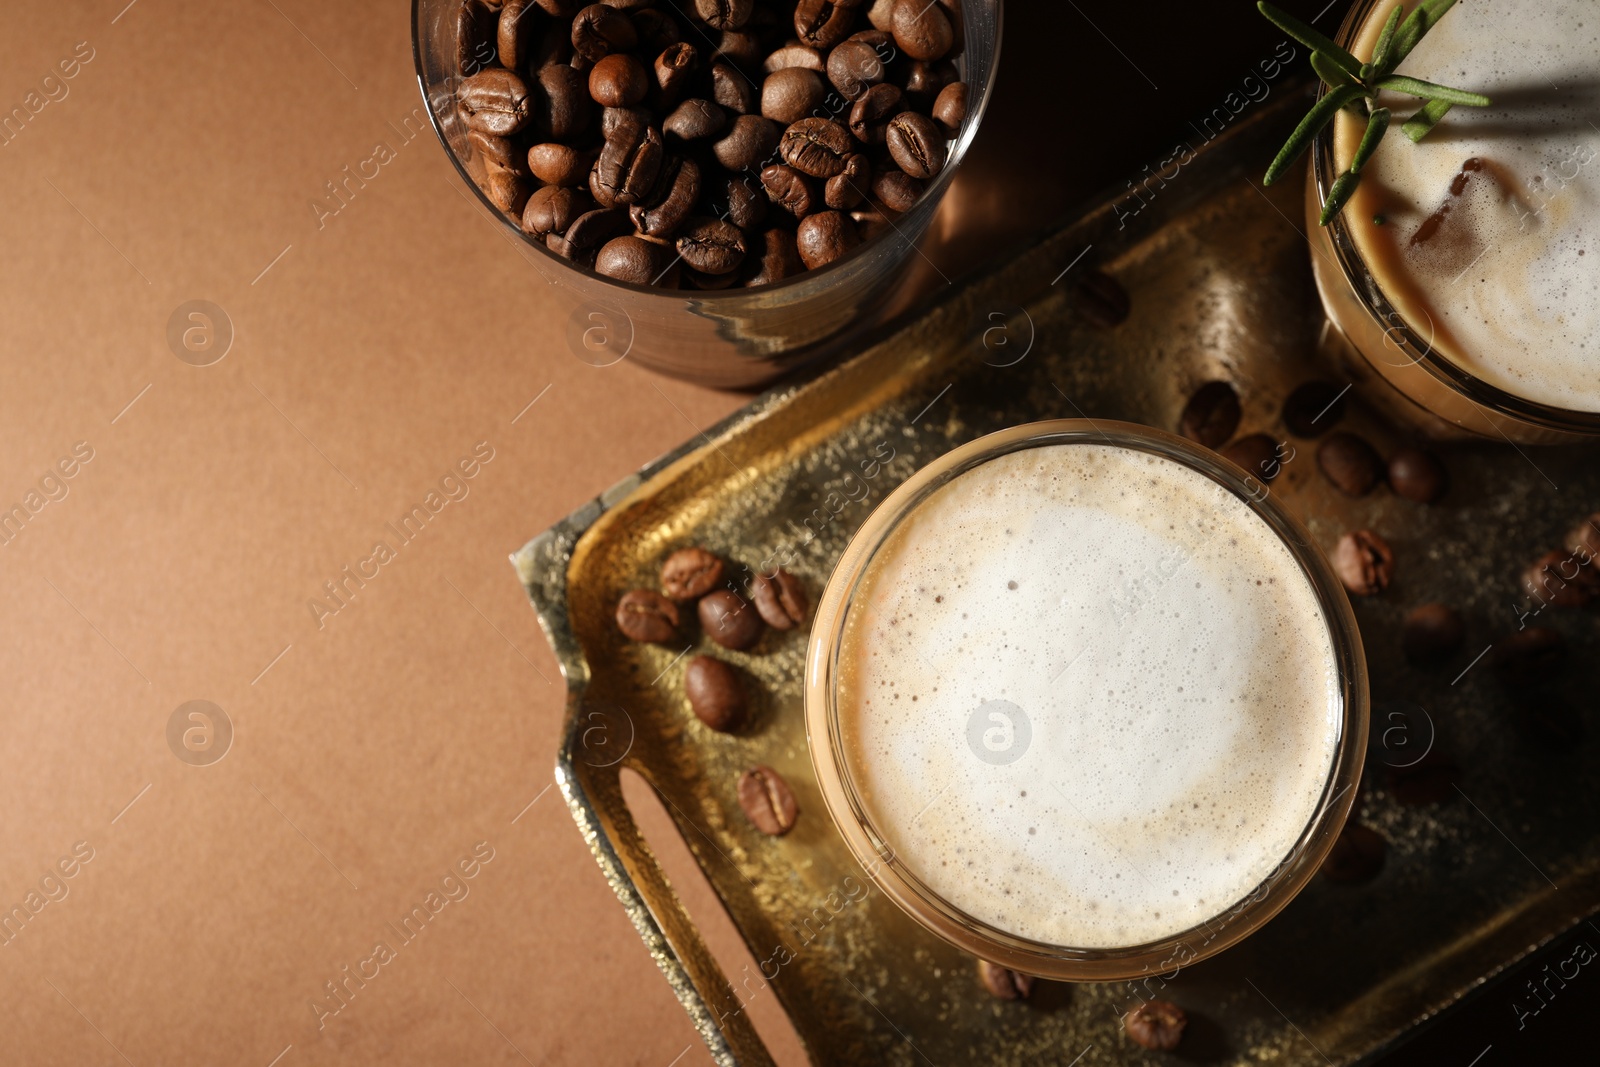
top-left (1335, 0), bottom-right (1600, 411)
top-left (836, 445), bottom-right (1341, 948)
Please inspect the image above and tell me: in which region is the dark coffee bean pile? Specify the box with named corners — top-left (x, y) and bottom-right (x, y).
top-left (452, 0), bottom-right (967, 287)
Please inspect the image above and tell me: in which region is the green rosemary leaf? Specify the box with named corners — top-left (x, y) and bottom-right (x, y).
top-left (1320, 170), bottom-right (1361, 225)
top-left (1401, 98), bottom-right (1454, 142)
top-left (1265, 84), bottom-right (1366, 186)
top-left (1391, 0), bottom-right (1459, 65)
top-left (1370, 4), bottom-right (1405, 74)
top-left (1257, 2), bottom-right (1364, 80)
top-left (1311, 50), bottom-right (1359, 90)
top-left (1351, 107), bottom-right (1390, 172)
top-left (1376, 75), bottom-right (1490, 107)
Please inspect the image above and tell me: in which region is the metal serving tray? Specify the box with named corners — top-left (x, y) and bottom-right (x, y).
top-left (513, 89), bottom-right (1600, 1065)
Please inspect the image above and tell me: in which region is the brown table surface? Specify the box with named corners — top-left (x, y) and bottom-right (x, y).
top-left (4, 0), bottom-right (1588, 1063)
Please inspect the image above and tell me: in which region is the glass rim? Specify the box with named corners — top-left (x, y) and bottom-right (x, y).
top-left (804, 420), bottom-right (1370, 981)
top-left (409, 0), bottom-right (1004, 301)
top-left (1311, 0), bottom-right (1600, 436)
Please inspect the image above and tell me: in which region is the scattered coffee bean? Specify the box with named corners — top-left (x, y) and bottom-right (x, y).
top-left (751, 568), bottom-right (808, 629)
top-left (711, 61), bottom-right (758, 115)
top-left (1282, 381), bottom-right (1346, 437)
top-left (713, 114), bottom-right (779, 171)
top-left (631, 156), bottom-right (700, 237)
top-left (827, 40), bottom-right (885, 99)
top-left (484, 166), bottom-right (530, 213)
top-left (795, 0), bottom-right (856, 49)
top-left (654, 42), bottom-right (699, 102)
top-left (1524, 549), bottom-right (1595, 608)
top-left (762, 67), bottom-right (827, 125)
top-left (1318, 432), bottom-right (1382, 497)
top-left (1178, 381), bottom-right (1241, 449)
top-left (886, 111), bottom-right (946, 178)
top-left (765, 41), bottom-right (826, 73)
top-left (1320, 823), bottom-right (1386, 883)
top-left (522, 186), bottom-right (590, 237)
top-left (528, 142), bottom-right (596, 186)
top-left (1402, 603), bottom-right (1465, 663)
top-left (871, 166), bottom-right (922, 213)
top-left (1492, 626), bottom-right (1565, 679)
top-left (677, 216), bottom-right (748, 274)
top-left (824, 153), bottom-right (869, 209)
top-left (1564, 512), bottom-right (1600, 559)
top-left (890, 0), bottom-right (955, 60)
top-left (589, 53), bottom-right (650, 107)
top-left (737, 765), bottom-right (798, 835)
top-left (849, 83), bottom-right (904, 145)
top-left (699, 588), bottom-right (764, 649)
top-left (1073, 269), bottom-right (1130, 328)
top-left (1219, 434), bottom-right (1280, 483)
top-left (781, 117), bottom-right (854, 178)
top-left (1124, 999), bottom-right (1187, 1051)
top-left (932, 80), bottom-right (966, 136)
top-left (660, 546), bottom-right (724, 601)
top-left (1387, 446), bottom-right (1446, 503)
top-left (761, 164), bottom-right (816, 217)
top-left (533, 63), bottom-right (594, 140)
top-left (977, 960), bottom-right (1033, 1000)
top-left (593, 111), bottom-right (664, 205)
top-left (1333, 529), bottom-right (1393, 596)
top-left (685, 655), bottom-right (747, 732)
top-left (796, 210), bottom-right (860, 269)
top-left (694, 0), bottom-right (752, 31)
top-left (498, 0), bottom-right (541, 70)
top-left (594, 235), bottom-right (658, 283)
top-left (663, 98), bottom-right (726, 141)
top-left (459, 69), bottom-right (535, 135)
top-left (1389, 749), bottom-right (1459, 805)
top-left (571, 3), bottom-right (636, 62)
top-left (616, 588), bottom-right (679, 643)
top-left (558, 206), bottom-right (633, 261)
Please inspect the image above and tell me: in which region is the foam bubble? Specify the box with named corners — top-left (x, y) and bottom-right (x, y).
top-left (836, 444), bottom-right (1341, 949)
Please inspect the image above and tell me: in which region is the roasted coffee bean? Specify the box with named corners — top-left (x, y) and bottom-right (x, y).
top-left (663, 98), bottom-right (726, 140)
top-left (1523, 549), bottom-right (1593, 609)
top-left (685, 655), bottom-right (747, 732)
top-left (713, 114), bottom-right (779, 171)
top-left (762, 67), bottom-right (827, 126)
top-left (534, 0), bottom-right (581, 14)
top-left (1178, 381), bottom-right (1241, 448)
top-left (1333, 529), bottom-right (1393, 596)
top-left (593, 112), bottom-right (664, 205)
top-left (1387, 446), bottom-right (1446, 503)
top-left (534, 63), bottom-right (594, 140)
top-left (1282, 381), bottom-right (1346, 437)
top-left (631, 8), bottom-right (681, 53)
top-left (744, 227), bottom-right (803, 285)
top-left (902, 57), bottom-right (957, 106)
top-left (560, 206), bottom-right (632, 258)
top-left (885, 110), bottom-right (946, 178)
top-left (724, 174), bottom-right (769, 229)
top-left (683, 264), bottom-right (740, 289)
top-left (1124, 1000), bottom-right (1187, 1052)
top-left (938, 0), bottom-right (965, 56)
top-left (589, 53), bottom-right (649, 107)
top-left (848, 83), bottom-right (903, 144)
top-left (631, 155), bottom-right (700, 237)
top-left (781, 117), bottom-right (853, 177)
top-left (850, 206), bottom-right (891, 240)
top-left (571, 3), bottom-right (636, 61)
top-left (866, 0), bottom-right (896, 31)
top-left (470, 129), bottom-right (524, 173)
top-left (654, 42), bottom-right (698, 100)
top-left (890, 0), bottom-right (953, 60)
top-left (737, 765), bottom-right (798, 835)
top-left (1320, 823), bottom-right (1386, 883)
top-left (1402, 603), bottom-right (1465, 663)
top-left (1565, 513), bottom-right (1600, 559)
top-left (458, 0), bottom-right (500, 75)
top-left (761, 164), bottom-right (816, 216)
top-left (1318, 432), bottom-right (1382, 496)
top-left (522, 185), bottom-right (591, 237)
top-left (532, 18), bottom-right (576, 67)
top-left (1389, 749), bottom-right (1459, 805)
top-left (600, 104), bottom-right (652, 139)
top-left (1074, 269), bottom-right (1131, 327)
top-left (870, 166), bottom-right (921, 212)
top-left (677, 217), bottom-right (748, 275)
top-left (660, 546), bottom-right (724, 600)
top-left (751, 568), bottom-right (808, 629)
top-left (932, 80), bottom-right (966, 136)
top-left (498, 0), bottom-right (542, 70)
top-left (615, 588), bottom-right (679, 642)
top-left (824, 153), bottom-right (868, 209)
top-left (699, 587), bottom-right (764, 647)
top-left (827, 40), bottom-right (885, 99)
top-left (765, 41), bottom-right (827, 73)
top-left (484, 166), bottom-right (530, 214)
top-left (527, 142), bottom-right (596, 185)
top-left (713, 29), bottom-right (766, 74)
top-left (1492, 626), bottom-right (1564, 678)
top-left (795, 0), bottom-right (858, 50)
top-left (977, 960), bottom-right (1033, 1000)
top-left (1219, 434), bottom-right (1281, 483)
top-left (694, 0), bottom-right (752, 30)
top-left (796, 210), bottom-right (859, 268)
top-left (594, 235), bottom-right (658, 283)
top-left (711, 62), bottom-right (758, 115)
top-left (459, 69), bottom-right (535, 135)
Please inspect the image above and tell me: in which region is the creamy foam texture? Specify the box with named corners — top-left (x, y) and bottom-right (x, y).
top-left (835, 445), bottom-right (1341, 949)
top-left (1335, 0), bottom-right (1600, 411)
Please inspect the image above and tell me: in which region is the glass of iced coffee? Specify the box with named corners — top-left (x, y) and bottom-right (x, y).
top-left (805, 421), bottom-right (1368, 982)
top-left (1309, 0), bottom-right (1600, 443)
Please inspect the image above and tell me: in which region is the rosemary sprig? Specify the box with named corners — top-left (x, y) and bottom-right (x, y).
top-left (1258, 0), bottom-right (1491, 224)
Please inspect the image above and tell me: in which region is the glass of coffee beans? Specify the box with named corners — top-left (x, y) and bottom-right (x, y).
top-left (413, 0), bottom-right (1000, 386)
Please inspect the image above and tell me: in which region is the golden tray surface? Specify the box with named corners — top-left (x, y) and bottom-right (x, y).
top-left (513, 91), bottom-right (1600, 1065)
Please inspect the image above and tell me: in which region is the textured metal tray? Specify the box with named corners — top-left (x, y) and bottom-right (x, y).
top-left (513, 89), bottom-right (1600, 1066)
